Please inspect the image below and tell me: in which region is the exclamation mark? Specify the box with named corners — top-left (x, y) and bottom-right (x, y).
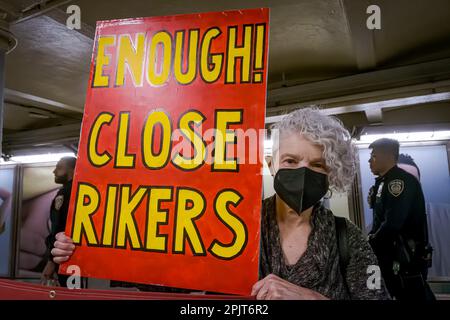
top-left (253, 23), bottom-right (266, 83)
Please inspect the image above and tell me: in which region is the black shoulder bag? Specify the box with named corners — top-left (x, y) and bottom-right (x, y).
top-left (335, 216), bottom-right (350, 277)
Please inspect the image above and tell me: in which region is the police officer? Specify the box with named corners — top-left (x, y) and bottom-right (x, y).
top-left (41, 156), bottom-right (76, 287)
top-left (367, 138), bottom-right (433, 300)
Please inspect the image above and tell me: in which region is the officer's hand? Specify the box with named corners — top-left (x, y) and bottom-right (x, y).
top-left (40, 261), bottom-right (56, 285)
top-left (51, 232), bottom-right (75, 264)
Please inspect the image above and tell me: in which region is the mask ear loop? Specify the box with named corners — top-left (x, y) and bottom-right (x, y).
top-left (324, 188), bottom-right (333, 200)
top-left (297, 171), bottom-right (305, 215)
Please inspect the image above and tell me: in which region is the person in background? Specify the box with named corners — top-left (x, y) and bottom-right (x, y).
top-left (397, 153), bottom-right (420, 181)
top-left (368, 140), bottom-right (434, 300)
top-left (41, 156), bottom-right (77, 287)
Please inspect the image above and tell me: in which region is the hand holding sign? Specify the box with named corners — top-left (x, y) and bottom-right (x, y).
top-left (52, 232), bottom-right (75, 264)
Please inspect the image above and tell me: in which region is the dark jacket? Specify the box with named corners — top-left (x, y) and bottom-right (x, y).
top-left (369, 166), bottom-right (428, 265)
top-left (45, 180), bottom-right (73, 258)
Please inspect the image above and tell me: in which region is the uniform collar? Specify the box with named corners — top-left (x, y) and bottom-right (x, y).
top-left (382, 165), bottom-right (398, 179)
top-left (376, 165), bottom-right (398, 182)
top-left (62, 179), bottom-right (73, 189)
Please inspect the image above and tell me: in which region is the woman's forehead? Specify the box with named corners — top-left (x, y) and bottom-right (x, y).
top-left (278, 133), bottom-right (324, 157)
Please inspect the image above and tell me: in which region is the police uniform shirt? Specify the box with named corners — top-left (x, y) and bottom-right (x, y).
top-left (368, 165), bottom-right (428, 253)
top-left (45, 180), bottom-right (73, 257)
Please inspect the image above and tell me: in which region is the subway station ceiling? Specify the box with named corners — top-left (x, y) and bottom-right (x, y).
top-left (1, 0), bottom-right (450, 155)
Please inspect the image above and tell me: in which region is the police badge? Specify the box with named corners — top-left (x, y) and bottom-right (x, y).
top-left (388, 179), bottom-right (404, 197)
top-left (367, 186), bottom-right (375, 208)
top-left (376, 182), bottom-right (384, 197)
top-left (54, 195), bottom-right (64, 211)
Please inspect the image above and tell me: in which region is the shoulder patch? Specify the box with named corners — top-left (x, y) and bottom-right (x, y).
top-left (54, 195), bottom-right (64, 211)
top-left (388, 179), bottom-right (404, 197)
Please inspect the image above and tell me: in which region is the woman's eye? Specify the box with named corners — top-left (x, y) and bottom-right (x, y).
top-left (312, 163), bottom-right (327, 171)
top-left (283, 159), bottom-right (296, 164)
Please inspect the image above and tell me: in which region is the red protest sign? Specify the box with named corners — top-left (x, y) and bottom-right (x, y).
top-left (61, 8), bottom-right (269, 295)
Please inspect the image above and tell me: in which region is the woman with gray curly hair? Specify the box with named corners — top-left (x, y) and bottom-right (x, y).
top-left (252, 107), bottom-right (390, 300)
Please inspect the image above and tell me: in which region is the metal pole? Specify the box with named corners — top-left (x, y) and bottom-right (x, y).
top-left (0, 46), bottom-right (5, 157)
top-left (0, 19), bottom-right (17, 157)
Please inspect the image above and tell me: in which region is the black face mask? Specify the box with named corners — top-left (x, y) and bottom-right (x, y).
top-left (273, 167), bottom-right (329, 214)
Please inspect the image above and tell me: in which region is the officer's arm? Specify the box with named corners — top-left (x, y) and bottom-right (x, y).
top-left (56, 192), bottom-right (71, 235)
top-left (369, 211), bottom-right (382, 236)
top-left (371, 179), bottom-right (416, 243)
top-left (47, 191), bottom-right (71, 254)
top-left (367, 186), bottom-right (377, 235)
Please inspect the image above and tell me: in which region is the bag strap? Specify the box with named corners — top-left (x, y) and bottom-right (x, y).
top-left (335, 216), bottom-right (350, 277)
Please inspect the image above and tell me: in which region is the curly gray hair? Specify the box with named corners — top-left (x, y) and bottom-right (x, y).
top-left (270, 107), bottom-right (358, 191)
